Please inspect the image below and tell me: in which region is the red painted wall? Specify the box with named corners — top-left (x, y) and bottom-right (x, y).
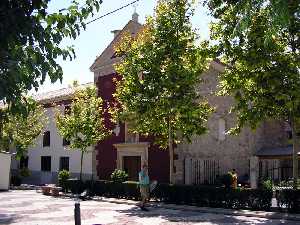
top-left (140, 135), bottom-right (170, 183)
top-left (96, 73), bottom-right (169, 183)
top-left (96, 73), bottom-right (122, 179)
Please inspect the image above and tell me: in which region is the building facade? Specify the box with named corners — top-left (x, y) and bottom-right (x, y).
top-left (11, 13), bottom-right (295, 186)
top-left (174, 62), bottom-right (288, 184)
top-left (91, 12), bottom-right (291, 185)
top-left (11, 85), bottom-right (97, 184)
top-left (90, 13), bottom-right (170, 183)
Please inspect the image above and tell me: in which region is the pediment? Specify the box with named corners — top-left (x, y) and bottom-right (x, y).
top-left (90, 20), bottom-right (143, 77)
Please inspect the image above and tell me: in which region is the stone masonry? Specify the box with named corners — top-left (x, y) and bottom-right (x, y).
top-left (173, 62), bottom-right (287, 184)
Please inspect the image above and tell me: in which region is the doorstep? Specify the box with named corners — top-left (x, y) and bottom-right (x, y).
top-left (91, 196), bottom-right (300, 221)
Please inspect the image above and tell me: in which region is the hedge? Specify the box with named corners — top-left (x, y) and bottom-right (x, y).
top-left (276, 189), bottom-right (300, 213)
top-left (66, 179), bottom-right (272, 211)
top-left (153, 183), bottom-right (272, 210)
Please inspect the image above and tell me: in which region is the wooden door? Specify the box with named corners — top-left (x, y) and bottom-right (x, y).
top-left (123, 156), bottom-right (141, 181)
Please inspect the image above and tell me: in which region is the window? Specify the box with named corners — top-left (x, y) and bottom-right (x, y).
top-left (41, 156), bottom-right (51, 171)
top-left (20, 156), bottom-right (29, 169)
top-left (63, 138), bottom-right (70, 146)
top-left (218, 118), bottom-right (226, 141)
top-left (43, 131), bottom-right (50, 147)
top-left (64, 104), bottom-right (71, 115)
top-left (59, 157), bottom-right (69, 171)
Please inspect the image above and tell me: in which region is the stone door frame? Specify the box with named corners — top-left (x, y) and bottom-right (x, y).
top-left (113, 142), bottom-right (150, 170)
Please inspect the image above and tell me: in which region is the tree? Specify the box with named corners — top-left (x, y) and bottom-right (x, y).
top-left (55, 85), bottom-right (110, 180)
top-left (113, 0), bottom-right (213, 183)
top-left (0, 98), bottom-right (48, 158)
top-left (0, 0), bottom-right (101, 108)
top-left (205, 0), bottom-right (300, 186)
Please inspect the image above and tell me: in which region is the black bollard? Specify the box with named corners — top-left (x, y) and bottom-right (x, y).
top-left (74, 202), bottom-right (81, 225)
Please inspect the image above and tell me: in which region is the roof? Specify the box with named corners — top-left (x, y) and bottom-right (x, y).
top-left (89, 18), bottom-right (225, 78)
top-left (256, 145), bottom-right (300, 158)
top-left (32, 82), bottom-right (93, 104)
top-left (90, 19), bottom-right (143, 72)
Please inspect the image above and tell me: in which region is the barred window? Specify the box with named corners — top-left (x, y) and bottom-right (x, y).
top-left (41, 156), bottom-right (51, 171)
top-left (59, 157), bottom-right (69, 171)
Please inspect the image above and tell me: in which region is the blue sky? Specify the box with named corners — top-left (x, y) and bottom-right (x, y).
top-left (35, 0), bottom-right (212, 94)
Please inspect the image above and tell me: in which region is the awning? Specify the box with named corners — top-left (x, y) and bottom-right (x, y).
top-left (256, 145), bottom-right (300, 159)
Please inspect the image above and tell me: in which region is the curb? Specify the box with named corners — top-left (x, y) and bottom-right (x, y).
top-left (93, 197), bottom-right (300, 221)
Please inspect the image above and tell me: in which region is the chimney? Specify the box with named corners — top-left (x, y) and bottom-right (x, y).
top-left (111, 30), bottom-right (121, 38)
top-left (132, 12), bottom-right (139, 22)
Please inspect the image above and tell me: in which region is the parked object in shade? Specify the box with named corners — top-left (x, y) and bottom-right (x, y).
top-left (0, 152), bottom-right (11, 190)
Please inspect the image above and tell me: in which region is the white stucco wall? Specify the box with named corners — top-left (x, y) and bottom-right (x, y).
top-left (0, 152), bottom-right (11, 190)
top-left (11, 105), bottom-right (96, 183)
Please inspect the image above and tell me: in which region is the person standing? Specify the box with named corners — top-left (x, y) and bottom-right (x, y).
top-left (231, 169), bottom-right (238, 189)
top-left (139, 163), bottom-right (150, 211)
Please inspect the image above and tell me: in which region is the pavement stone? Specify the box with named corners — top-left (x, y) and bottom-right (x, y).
top-left (0, 190), bottom-right (299, 225)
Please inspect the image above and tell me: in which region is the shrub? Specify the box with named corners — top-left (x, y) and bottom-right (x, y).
top-left (219, 173), bottom-right (233, 188)
top-left (110, 169), bottom-right (128, 183)
top-left (58, 170), bottom-right (70, 192)
top-left (123, 181), bottom-right (140, 200)
top-left (84, 180), bottom-right (139, 200)
top-left (67, 179), bottom-right (272, 211)
top-left (262, 179), bottom-right (273, 191)
top-left (67, 178), bottom-right (85, 194)
top-left (10, 175), bottom-right (21, 186)
top-left (276, 189), bottom-right (300, 213)
top-left (19, 168), bottom-right (31, 177)
top-left (276, 179), bottom-right (300, 189)
top-left (152, 184), bottom-right (272, 210)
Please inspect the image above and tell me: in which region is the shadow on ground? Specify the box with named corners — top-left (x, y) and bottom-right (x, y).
top-left (115, 205), bottom-right (295, 225)
top-left (0, 213), bottom-right (19, 225)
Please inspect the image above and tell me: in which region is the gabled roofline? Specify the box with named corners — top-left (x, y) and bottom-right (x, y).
top-left (90, 20), bottom-right (142, 72)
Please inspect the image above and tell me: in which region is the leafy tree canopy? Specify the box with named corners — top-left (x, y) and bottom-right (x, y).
top-left (206, 0), bottom-right (299, 42)
top-left (206, 0), bottom-right (300, 133)
top-left (0, 98), bottom-right (48, 158)
top-left (55, 85), bottom-right (111, 179)
top-left (0, 0), bottom-right (101, 108)
top-left (56, 85), bottom-right (110, 151)
top-left (205, 0), bottom-right (300, 183)
top-left (113, 0), bottom-right (213, 147)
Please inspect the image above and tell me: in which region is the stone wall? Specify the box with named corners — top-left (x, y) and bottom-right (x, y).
top-left (173, 63), bottom-right (287, 184)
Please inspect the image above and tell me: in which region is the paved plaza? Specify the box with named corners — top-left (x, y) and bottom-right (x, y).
top-left (0, 190), bottom-right (299, 225)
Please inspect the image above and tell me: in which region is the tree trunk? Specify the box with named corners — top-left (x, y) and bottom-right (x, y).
top-left (290, 111), bottom-right (299, 189)
top-left (289, 12), bottom-right (299, 189)
top-left (80, 151), bottom-right (84, 181)
top-left (168, 118), bottom-right (174, 184)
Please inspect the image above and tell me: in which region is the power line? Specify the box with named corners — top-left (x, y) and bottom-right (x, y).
top-left (86, 0), bottom-right (141, 25)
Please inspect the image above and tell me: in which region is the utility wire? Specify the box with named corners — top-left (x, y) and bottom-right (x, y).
top-left (86, 0), bottom-right (141, 25)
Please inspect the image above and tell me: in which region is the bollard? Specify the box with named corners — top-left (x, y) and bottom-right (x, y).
top-left (74, 202), bottom-right (81, 225)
